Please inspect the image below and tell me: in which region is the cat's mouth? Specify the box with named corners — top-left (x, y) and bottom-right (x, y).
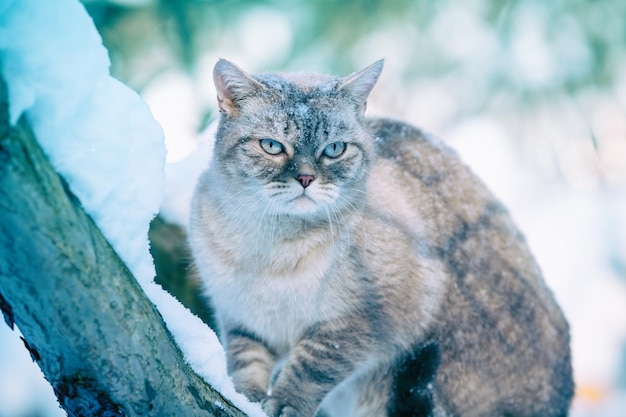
top-left (265, 182), bottom-right (333, 215)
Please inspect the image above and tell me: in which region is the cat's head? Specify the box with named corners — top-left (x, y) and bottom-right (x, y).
top-left (211, 59), bottom-right (383, 219)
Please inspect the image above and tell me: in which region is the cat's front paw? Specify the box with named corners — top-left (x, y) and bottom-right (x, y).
top-left (261, 397), bottom-right (300, 417)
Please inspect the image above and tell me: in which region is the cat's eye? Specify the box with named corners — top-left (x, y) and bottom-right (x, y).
top-left (260, 139), bottom-right (284, 155)
top-left (322, 141), bottom-right (346, 159)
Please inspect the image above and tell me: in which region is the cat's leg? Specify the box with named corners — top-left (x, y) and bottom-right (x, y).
top-left (261, 318), bottom-right (382, 417)
top-left (224, 326), bottom-right (277, 402)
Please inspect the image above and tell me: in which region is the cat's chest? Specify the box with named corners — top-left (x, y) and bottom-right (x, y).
top-left (209, 236), bottom-right (351, 352)
top-left (222, 271), bottom-right (328, 351)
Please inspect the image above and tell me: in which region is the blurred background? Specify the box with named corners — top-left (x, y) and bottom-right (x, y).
top-left (1, 0), bottom-right (625, 415)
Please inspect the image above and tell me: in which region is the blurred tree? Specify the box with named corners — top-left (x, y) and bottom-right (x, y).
top-left (82, 0), bottom-right (625, 94)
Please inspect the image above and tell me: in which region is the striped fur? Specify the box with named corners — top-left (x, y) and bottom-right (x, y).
top-left (189, 60), bottom-right (574, 417)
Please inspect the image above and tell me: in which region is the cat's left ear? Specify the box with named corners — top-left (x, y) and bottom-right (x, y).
top-left (213, 59), bottom-right (266, 117)
top-left (339, 59), bottom-right (384, 111)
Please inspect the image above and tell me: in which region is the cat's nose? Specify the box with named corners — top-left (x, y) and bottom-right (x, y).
top-left (297, 174), bottom-right (315, 188)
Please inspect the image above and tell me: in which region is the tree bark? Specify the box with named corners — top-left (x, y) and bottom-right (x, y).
top-left (0, 78), bottom-right (247, 417)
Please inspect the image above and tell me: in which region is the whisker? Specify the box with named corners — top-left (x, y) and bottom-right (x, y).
top-left (331, 201), bottom-right (351, 252)
top-left (325, 205), bottom-right (336, 250)
top-left (223, 191), bottom-right (261, 235)
top-left (214, 184), bottom-right (260, 213)
top-left (254, 196), bottom-right (275, 274)
top-left (335, 194), bottom-right (370, 256)
top-left (268, 200), bottom-right (280, 266)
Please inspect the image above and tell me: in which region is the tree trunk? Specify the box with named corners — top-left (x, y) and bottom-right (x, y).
top-left (0, 78), bottom-right (247, 417)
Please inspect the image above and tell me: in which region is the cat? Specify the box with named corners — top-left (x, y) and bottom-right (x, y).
top-left (188, 58), bottom-right (574, 417)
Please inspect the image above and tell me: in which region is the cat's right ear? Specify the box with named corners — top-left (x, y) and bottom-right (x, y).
top-left (213, 59), bottom-right (266, 117)
top-left (339, 59), bottom-right (384, 108)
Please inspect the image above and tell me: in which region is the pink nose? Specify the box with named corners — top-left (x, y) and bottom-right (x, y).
top-left (297, 174), bottom-right (315, 188)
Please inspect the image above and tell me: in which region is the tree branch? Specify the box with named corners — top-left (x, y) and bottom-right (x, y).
top-left (0, 78), bottom-right (247, 417)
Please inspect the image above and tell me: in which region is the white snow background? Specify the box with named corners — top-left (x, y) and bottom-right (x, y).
top-left (0, 0), bottom-right (264, 416)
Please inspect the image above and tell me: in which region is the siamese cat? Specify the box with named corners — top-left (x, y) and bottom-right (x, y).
top-left (189, 59), bottom-right (573, 417)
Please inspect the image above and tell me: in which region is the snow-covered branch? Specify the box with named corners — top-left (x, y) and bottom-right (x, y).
top-left (0, 79), bottom-right (247, 417)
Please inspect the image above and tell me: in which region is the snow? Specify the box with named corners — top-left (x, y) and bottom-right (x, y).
top-left (0, 1), bottom-right (264, 416)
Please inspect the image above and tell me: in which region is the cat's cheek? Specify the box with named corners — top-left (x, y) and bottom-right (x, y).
top-left (322, 162), bottom-right (362, 186)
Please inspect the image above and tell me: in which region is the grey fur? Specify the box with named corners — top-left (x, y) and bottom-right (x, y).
top-left (189, 59), bottom-right (574, 417)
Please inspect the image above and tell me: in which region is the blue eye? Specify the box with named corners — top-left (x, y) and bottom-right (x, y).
top-left (322, 141), bottom-right (346, 158)
top-left (260, 139), bottom-right (284, 155)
